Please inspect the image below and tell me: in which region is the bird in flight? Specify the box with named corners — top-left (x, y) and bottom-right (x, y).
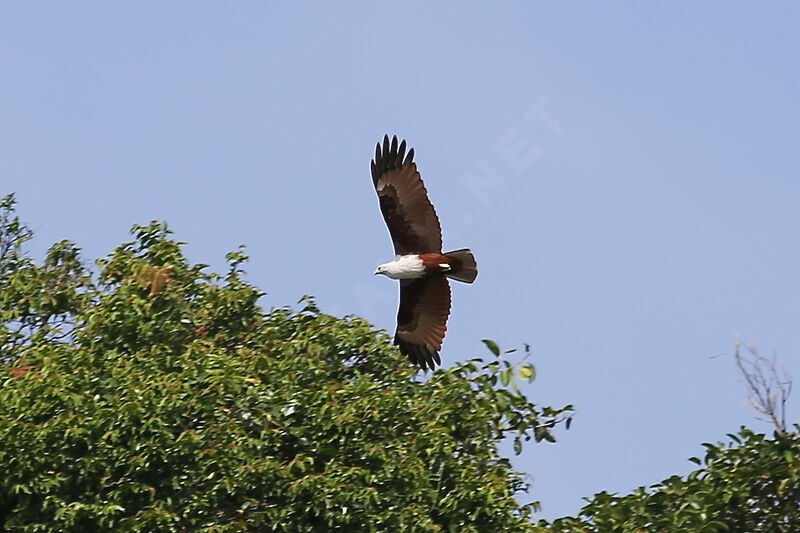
top-left (371, 135), bottom-right (478, 371)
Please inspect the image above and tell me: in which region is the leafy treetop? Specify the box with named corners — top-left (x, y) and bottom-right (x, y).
top-left (539, 426), bottom-right (800, 532)
top-left (0, 194), bottom-right (572, 532)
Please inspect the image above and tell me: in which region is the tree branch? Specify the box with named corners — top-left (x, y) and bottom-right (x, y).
top-left (734, 341), bottom-right (791, 435)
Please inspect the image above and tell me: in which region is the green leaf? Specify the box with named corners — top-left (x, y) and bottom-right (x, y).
top-left (513, 436), bottom-right (522, 455)
top-left (519, 364), bottom-right (536, 382)
top-left (482, 339), bottom-right (500, 357)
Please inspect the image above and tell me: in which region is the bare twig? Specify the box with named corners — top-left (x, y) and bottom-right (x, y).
top-left (734, 341), bottom-right (792, 435)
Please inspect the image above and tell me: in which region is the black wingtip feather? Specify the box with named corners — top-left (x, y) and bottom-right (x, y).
top-left (395, 336), bottom-right (441, 372)
top-left (371, 134), bottom-right (415, 186)
top-left (403, 147), bottom-right (414, 167)
top-left (390, 135), bottom-right (398, 164)
top-left (397, 139), bottom-right (406, 166)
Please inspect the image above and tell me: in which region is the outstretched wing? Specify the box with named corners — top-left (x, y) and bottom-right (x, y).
top-left (395, 276), bottom-right (451, 371)
top-left (371, 135), bottom-right (443, 255)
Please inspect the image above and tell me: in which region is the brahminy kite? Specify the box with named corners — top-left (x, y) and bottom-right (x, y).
top-left (371, 135), bottom-right (478, 371)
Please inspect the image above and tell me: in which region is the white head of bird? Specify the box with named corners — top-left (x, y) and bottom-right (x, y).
top-left (373, 255), bottom-right (425, 280)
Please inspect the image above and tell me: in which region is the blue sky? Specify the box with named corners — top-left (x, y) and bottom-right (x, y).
top-left (2, 2), bottom-right (799, 520)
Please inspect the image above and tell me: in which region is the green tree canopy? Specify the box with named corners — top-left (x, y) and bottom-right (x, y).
top-left (0, 195), bottom-right (572, 532)
top-left (540, 427), bottom-right (800, 532)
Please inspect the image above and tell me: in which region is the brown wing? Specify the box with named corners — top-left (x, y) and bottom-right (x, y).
top-left (371, 135), bottom-right (443, 255)
top-left (394, 276), bottom-right (451, 371)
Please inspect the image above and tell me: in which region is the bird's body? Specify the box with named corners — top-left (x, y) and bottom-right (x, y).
top-left (370, 135), bottom-right (478, 371)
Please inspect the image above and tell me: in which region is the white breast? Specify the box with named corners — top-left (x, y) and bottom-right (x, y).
top-left (380, 255), bottom-right (425, 280)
